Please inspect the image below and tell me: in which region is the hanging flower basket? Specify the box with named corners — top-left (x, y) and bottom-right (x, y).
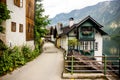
top-left (82, 31), bottom-right (92, 36)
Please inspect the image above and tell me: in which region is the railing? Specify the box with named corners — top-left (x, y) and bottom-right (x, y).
top-left (63, 54), bottom-right (119, 79)
top-left (79, 32), bottom-right (94, 40)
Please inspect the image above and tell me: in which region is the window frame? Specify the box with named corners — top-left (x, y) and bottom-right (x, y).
top-left (19, 24), bottom-right (23, 32)
top-left (14, 0), bottom-right (23, 7)
top-left (95, 42), bottom-right (98, 51)
top-left (11, 22), bottom-right (16, 32)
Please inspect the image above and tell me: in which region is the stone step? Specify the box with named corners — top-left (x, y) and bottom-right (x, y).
top-left (62, 73), bottom-right (108, 80)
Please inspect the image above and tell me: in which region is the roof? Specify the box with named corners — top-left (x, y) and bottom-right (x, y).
top-left (58, 24), bottom-right (77, 37)
top-left (59, 16), bottom-right (107, 37)
top-left (77, 16), bottom-right (103, 28)
top-left (62, 26), bottom-right (70, 34)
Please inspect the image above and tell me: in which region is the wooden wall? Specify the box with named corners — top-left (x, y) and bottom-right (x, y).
top-left (26, 0), bottom-right (35, 41)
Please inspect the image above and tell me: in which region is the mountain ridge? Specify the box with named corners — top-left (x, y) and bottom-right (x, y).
top-left (50, 0), bottom-right (120, 34)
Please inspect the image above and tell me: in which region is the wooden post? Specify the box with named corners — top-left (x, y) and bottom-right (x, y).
top-left (104, 54), bottom-right (107, 75)
top-left (119, 57), bottom-right (120, 78)
top-left (71, 55), bottom-right (73, 75)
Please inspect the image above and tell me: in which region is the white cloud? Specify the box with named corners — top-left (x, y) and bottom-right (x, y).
top-left (42, 0), bottom-right (111, 18)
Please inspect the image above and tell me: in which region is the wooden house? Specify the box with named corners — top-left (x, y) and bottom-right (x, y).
top-left (57, 16), bottom-right (107, 62)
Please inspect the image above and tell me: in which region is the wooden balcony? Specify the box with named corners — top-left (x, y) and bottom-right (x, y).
top-left (79, 32), bottom-right (94, 41)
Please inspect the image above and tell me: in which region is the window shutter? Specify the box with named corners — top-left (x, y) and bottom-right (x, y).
top-left (0, 0), bottom-right (6, 4)
top-left (14, 0), bottom-right (17, 6)
top-left (17, 0), bottom-right (20, 7)
top-left (26, 0), bottom-right (34, 41)
top-left (14, 0), bottom-right (23, 7)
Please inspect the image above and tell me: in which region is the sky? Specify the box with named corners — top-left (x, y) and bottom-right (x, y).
top-left (42, 0), bottom-right (112, 18)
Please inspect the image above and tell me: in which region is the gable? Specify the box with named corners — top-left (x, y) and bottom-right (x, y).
top-left (68, 30), bottom-right (76, 36)
top-left (59, 16), bottom-right (107, 38)
top-left (81, 21), bottom-right (93, 26)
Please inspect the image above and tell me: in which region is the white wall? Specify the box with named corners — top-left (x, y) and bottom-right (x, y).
top-left (5, 0), bottom-right (26, 47)
top-left (95, 32), bottom-right (103, 63)
top-left (3, 0), bottom-right (35, 48)
top-left (51, 35), bottom-right (55, 42)
top-left (60, 35), bottom-right (68, 51)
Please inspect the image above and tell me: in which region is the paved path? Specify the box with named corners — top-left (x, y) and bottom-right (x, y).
top-left (1, 42), bottom-right (65, 80)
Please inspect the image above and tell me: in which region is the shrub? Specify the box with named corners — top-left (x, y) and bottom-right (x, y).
top-left (0, 47), bottom-right (26, 75)
top-left (0, 40), bottom-right (7, 50)
top-left (21, 45), bottom-right (33, 62)
top-left (0, 44), bottom-right (41, 76)
top-left (10, 47), bottom-right (25, 68)
top-left (0, 49), bottom-right (13, 75)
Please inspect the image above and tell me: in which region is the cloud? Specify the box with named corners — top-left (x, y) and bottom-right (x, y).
top-left (42, 0), bottom-right (111, 18)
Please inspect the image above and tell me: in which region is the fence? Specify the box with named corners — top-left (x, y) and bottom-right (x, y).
top-left (63, 54), bottom-right (119, 79)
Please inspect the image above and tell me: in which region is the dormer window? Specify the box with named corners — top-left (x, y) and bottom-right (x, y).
top-left (14, 0), bottom-right (23, 7)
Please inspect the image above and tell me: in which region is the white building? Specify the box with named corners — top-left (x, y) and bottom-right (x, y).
top-left (57, 16), bottom-right (107, 62)
top-left (0, 0), bottom-right (35, 48)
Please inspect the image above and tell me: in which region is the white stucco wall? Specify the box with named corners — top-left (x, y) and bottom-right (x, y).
top-left (51, 35), bottom-right (55, 42)
top-left (2, 0), bottom-right (35, 48)
top-left (60, 36), bottom-right (68, 51)
top-left (95, 32), bottom-right (103, 63)
top-left (5, 0), bottom-right (26, 47)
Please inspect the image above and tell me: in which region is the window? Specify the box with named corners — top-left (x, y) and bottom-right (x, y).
top-left (14, 0), bottom-right (23, 7)
top-left (26, 22), bottom-right (34, 41)
top-left (27, 1), bottom-right (34, 19)
top-left (11, 22), bottom-right (16, 32)
top-left (95, 42), bottom-right (98, 51)
top-left (85, 41), bottom-right (88, 50)
top-left (90, 41), bottom-right (94, 50)
top-left (26, 0), bottom-right (34, 41)
top-left (19, 24), bottom-right (23, 32)
top-left (80, 41), bottom-right (84, 50)
top-left (20, 0), bottom-right (23, 7)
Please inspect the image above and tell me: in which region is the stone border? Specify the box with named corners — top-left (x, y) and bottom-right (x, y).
top-left (62, 72), bottom-right (108, 80)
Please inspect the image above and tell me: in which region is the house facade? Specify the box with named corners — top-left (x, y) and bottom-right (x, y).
top-left (0, 0), bottom-right (35, 48)
top-left (57, 16), bottom-right (107, 62)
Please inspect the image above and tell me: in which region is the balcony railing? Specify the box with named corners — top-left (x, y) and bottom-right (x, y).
top-left (79, 32), bottom-right (94, 40)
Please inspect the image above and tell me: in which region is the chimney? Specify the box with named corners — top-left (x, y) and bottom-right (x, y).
top-left (69, 17), bottom-right (74, 27)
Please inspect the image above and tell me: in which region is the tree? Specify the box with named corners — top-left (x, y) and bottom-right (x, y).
top-left (35, 0), bottom-right (50, 48)
top-left (111, 27), bottom-right (120, 45)
top-left (68, 38), bottom-right (78, 50)
top-left (0, 3), bottom-right (10, 33)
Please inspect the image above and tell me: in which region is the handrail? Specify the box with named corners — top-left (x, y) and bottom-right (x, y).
top-left (64, 54), bottom-right (119, 79)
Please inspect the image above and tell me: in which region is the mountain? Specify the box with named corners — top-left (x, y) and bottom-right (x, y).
top-left (50, 0), bottom-right (120, 34)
